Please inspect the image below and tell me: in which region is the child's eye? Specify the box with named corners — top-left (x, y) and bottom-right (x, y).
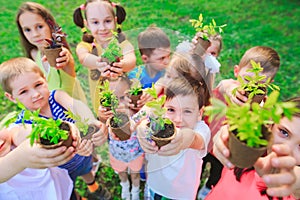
top-left (19, 90), bottom-right (27, 95)
top-left (167, 108), bottom-right (175, 112)
top-left (35, 82), bottom-right (43, 87)
top-left (37, 25), bottom-right (44, 30)
top-left (184, 110), bottom-right (192, 114)
top-left (23, 28), bottom-right (31, 33)
top-left (279, 128), bottom-right (289, 138)
top-left (105, 19), bottom-right (112, 23)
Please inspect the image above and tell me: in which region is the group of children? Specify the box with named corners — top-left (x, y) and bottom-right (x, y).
top-left (0, 1), bottom-right (299, 200)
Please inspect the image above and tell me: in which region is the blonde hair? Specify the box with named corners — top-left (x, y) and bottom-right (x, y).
top-left (239, 46), bottom-right (280, 79)
top-left (0, 57), bottom-right (45, 94)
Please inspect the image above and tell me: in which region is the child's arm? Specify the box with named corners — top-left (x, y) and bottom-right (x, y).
top-left (0, 140), bottom-right (75, 183)
top-left (113, 42), bottom-right (136, 72)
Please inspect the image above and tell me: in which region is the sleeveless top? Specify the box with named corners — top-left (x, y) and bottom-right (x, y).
top-left (15, 90), bottom-right (92, 181)
top-left (76, 39), bottom-right (133, 113)
top-left (36, 51), bottom-right (87, 104)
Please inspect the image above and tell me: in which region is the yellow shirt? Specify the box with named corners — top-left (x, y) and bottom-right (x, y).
top-left (76, 40), bottom-right (132, 112)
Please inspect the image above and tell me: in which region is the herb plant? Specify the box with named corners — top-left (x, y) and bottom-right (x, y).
top-left (128, 66), bottom-right (143, 96)
top-left (45, 20), bottom-right (67, 48)
top-left (99, 80), bottom-right (118, 108)
top-left (232, 60), bottom-right (280, 100)
top-left (205, 90), bottom-right (298, 148)
top-left (101, 31), bottom-right (122, 64)
top-left (189, 13), bottom-right (227, 41)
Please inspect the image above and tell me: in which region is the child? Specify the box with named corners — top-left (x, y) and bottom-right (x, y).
top-left (16, 2), bottom-right (87, 103)
top-left (98, 76), bottom-right (144, 200)
top-left (73, 0), bottom-right (136, 112)
top-left (128, 25), bottom-right (171, 89)
top-left (136, 77), bottom-right (211, 199)
top-left (0, 57), bottom-right (110, 200)
top-left (0, 127), bottom-right (74, 200)
top-left (198, 46), bottom-right (281, 199)
top-left (207, 96), bottom-right (300, 199)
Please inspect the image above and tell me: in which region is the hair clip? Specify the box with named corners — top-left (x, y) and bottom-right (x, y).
top-left (116, 24), bottom-right (122, 29)
top-left (81, 27), bottom-right (87, 33)
top-left (80, 4), bottom-right (85, 10)
top-left (111, 2), bottom-right (117, 7)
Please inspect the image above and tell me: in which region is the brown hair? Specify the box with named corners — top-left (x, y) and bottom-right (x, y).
top-left (138, 25), bottom-right (170, 57)
top-left (209, 33), bottom-right (223, 56)
top-left (168, 52), bottom-right (211, 106)
top-left (16, 2), bottom-right (70, 59)
top-left (73, 0), bottom-right (127, 46)
top-left (0, 57), bottom-right (45, 94)
top-left (239, 46), bottom-right (280, 79)
top-left (165, 76), bottom-right (207, 109)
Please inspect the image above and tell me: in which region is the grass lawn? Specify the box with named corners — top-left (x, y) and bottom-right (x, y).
top-left (1, 0), bottom-right (300, 199)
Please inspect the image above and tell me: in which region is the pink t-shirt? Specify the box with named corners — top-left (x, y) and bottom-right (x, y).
top-left (206, 167), bottom-right (296, 200)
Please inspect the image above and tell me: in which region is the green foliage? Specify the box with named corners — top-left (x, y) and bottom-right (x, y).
top-left (189, 13), bottom-right (227, 40)
top-left (64, 109), bottom-right (89, 135)
top-left (12, 102), bottom-right (69, 146)
top-left (205, 90), bottom-right (299, 148)
top-left (99, 80), bottom-right (118, 108)
top-left (232, 60), bottom-right (280, 100)
top-left (128, 66), bottom-right (143, 95)
top-left (144, 83), bottom-right (158, 99)
top-left (101, 31), bottom-right (123, 63)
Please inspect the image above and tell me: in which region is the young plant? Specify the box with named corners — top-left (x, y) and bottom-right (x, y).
top-left (205, 90), bottom-right (298, 148)
top-left (232, 60), bottom-right (280, 100)
top-left (99, 79), bottom-right (118, 108)
top-left (128, 66), bottom-right (143, 96)
top-left (64, 109), bottom-right (89, 135)
top-left (45, 20), bottom-right (67, 49)
top-left (189, 13), bottom-right (227, 41)
top-left (101, 31), bottom-right (123, 64)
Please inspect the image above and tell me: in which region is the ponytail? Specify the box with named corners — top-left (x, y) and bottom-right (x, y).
top-left (114, 3), bottom-right (126, 43)
top-left (73, 5), bottom-right (94, 43)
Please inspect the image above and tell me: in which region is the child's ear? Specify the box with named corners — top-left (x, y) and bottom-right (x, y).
top-left (141, 54), bottom-right (148, 63)
top-left (233, 65), bottom-right (240, 77)
top-left (5, 92), bottom-right (16, 103)
top-left (198, 106), bottom-right (204, 121)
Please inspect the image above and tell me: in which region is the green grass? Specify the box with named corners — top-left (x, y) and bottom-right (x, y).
top-left (1, 0), bottom-right (300, 198)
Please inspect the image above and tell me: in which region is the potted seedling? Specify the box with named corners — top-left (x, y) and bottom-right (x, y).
top-left (128, 66), bottom-right (143, 108)
top-left (189, 13), bottom-right (226, 56)
top-left (205, 90), bottom-right (298, 168)
top-left (13, 102), bottom-right (74, 149)
top-left (232, 60), bottom-right (280, 104)
top-left (144, 85), bottom-right (176, 148)
top-left (99, 79), bottom-right (118, 111)
top-left (64, 109), bottom-right (99, 140)
top-left (44, 20), bottom-right (67, 67)
top-left (108, 94), bottom-right (131, 141)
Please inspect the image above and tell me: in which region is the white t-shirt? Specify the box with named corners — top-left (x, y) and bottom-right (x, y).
top-left (146, 120), bottom-right (211, 200)
top-left (0, 167), bottom-right (73, 200)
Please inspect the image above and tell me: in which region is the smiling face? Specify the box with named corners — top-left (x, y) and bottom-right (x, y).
top-left (85, 1), bottom-right (116, 46)
top-left (164, 94), bottom-right (201, 129)
top-left (6, 72), bottom-right (50, 112)
top-left (272, 116), bottom-right (300, 165)
top-left (0, 129), bottom-right (12, 157)
top-left (18, 11), bottom-right (51, 50)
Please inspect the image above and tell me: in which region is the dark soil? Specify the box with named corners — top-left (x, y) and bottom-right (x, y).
top-left (153, 122), bottom-right (175, 138)
top-left (80, 124), bottom-right (100, 139)
top-left (110, 113), bottom-right (129, 128)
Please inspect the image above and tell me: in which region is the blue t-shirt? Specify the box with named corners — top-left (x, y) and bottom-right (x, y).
top-left (128, 65), bottom-right (165, 89)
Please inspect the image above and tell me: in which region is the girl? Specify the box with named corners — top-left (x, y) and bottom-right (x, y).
top-left (16, 2), bottom-right (87, 104)
top-left (73, 0), bottom-right (136, 112)
top-left (98, 76), bottom-right (144, 200)
top-left (207, 97), bottom-right (300, 200)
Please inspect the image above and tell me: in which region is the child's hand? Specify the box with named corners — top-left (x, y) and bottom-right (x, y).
top-left (55, 47), bottom-right (71, 69)
top-left (19, 139), bottom-right (75, 168)
top-left (254, 144), bottom-right (297, 197)
top-left (158, 128), bottom-right (183, 156)
top-left (136, 119), bottom-right (159, 153)
top-left (218, 79), bottom-right (248, 105)
top-left (98, 105), bottom-right (114, 123)
top-left (96, 58), bottom-right (111, 78)
top-left (92, 121), bottom-right (108, 146)
top-left (110, 61), bottom-right (123, 78)
top-left (213, 125), bottom-right (234, 169)
top-left (76, 139), bottom-right (93, 156)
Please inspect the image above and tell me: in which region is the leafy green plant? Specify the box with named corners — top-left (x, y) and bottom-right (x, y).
top-left (189, 13), bottom-right (227, 40)
top-left (99, 80), bottom-right (118, 108)
top-left (205, 90), bottom-right (298, 148)
top-left (64, 109), bottom-right (89, 135)
top-left (128, 66), bottom-right (143, 95)
top-left (45, 20), bottom-right (67, 48)
top-left (232, 60), bottom-right (280, 100)
top-left (101, 31), bottom-right (122, 64)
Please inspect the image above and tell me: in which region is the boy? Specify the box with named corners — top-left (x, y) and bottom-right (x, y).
top-left (128, 25), bottom-right (171, 89)
top-left (0, 57), bottom-right (111, 200)
top-left (137, 77), bottom-right (211, 199)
